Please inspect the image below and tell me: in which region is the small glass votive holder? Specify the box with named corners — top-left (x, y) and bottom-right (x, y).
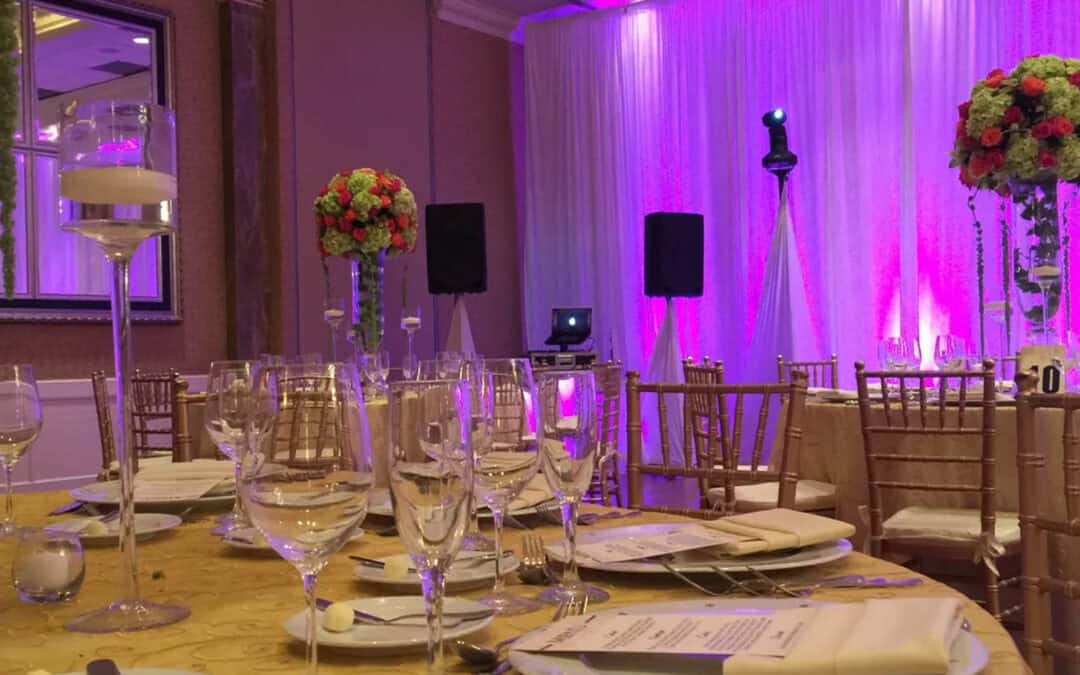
top-left (12, 527), bottom-right (85, 603)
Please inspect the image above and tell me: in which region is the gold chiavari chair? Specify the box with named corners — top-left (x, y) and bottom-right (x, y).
top-left (585, 361), bottom-right (623, 507)
top-left (270, 374), bottom-right (344, 471)
top-left (1016, 370), bottom-right (1080, 674)
top-left (778, 353), bottom-right (839, 389)
top-left (91, 370), bottom-right (116, 480)
top-left (172, 376), bottom-right (212, 462)
top-left (626, 370), bottom-right (808, 518)
top-left (131, 368), bottom-right (179, 460)
top-left (681, 357), bottom-right (724, 501)
top-left (854, 360), bottom-right (1020, 622)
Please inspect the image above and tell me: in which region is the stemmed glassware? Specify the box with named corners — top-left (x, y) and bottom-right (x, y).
top-left (933, 335), bottom-right (968, 370)
top-left (436, 351), bottom-right (463, 379)
top-left (60, 100), bottom-right (189, 632)
top-left (401, 307), bottom-right (422, 379)
top-left (388, 378), bottom-right (473, 674)
top-left (239, 363), bottom-right (372, 675)
top-left (205, 360), bottom-right (260, 535)
top-left (473, 359), bottom-right (542, 615)
top-left (878, 337), bottom-right (921, 370)
top-left (535, 369), bottom-right (607, 604)
top-left (323, 297), bottom-right (346, 362)
top-left (0, 365), bottom-right (42, 535)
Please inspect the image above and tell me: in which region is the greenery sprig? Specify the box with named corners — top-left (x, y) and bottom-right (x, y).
top-left (0, 1), bottom-right (17, 298)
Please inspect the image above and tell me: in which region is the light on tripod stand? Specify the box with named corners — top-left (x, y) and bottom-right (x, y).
top-left (762, 108), bottom-right (797, 176)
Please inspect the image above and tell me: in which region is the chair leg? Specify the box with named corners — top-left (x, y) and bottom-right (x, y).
top-left (983, 561), bottom-right (1002, 622)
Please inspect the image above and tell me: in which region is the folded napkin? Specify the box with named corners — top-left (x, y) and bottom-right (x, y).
top-left (108, 454), bottom-right (172, 472)
top-left (508, 472), bottom-right (553, 511)
top-left (136, 459), bottom-right (235, 482)
top-left (726, 598), bottom-right (964, 674)
top-left (702, 508), bottom-right (855, 556)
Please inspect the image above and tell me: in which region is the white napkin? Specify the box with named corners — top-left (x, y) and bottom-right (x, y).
top-left (135, 459), bottom-right (235, 496)
top-left (508, 473), bottom-right (553, 511)
top-left (702, 508), bottom-right (856, 556)
top-left (726, 598), bottom-right (964, 674)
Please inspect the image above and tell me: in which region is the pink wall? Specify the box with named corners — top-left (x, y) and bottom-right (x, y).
top-left (283, 0), bottom-right (522, 363)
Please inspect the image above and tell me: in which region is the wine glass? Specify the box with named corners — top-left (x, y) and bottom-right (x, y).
top-left (388, 378), bottom-right (473, 674)
top-left (474, 359), bottom-right (542, 615)
top-left (375, 350), bottom-right (391, 394)
top-left (205, 360), bottom-right (259, 536)
top-left (239, 363), bottom-right (372, 675)
top-left (323, 297), bottom-right (346, 362)
top-left (436, 351), bottom-right (463, 379)
top-left (0, 365), bottom-right (42, 535)
top-left (401, 307), bottom-right (422, 378)
top-left (535, 369), bottom-right (607, 604)
top-left (933, 335), bottom-right (968, 370)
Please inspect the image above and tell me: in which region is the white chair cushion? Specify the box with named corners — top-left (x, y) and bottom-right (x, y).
top-left (882, 506), bottom-right (1020, 545)
top-left (706, 480), bottom-right (838, 511)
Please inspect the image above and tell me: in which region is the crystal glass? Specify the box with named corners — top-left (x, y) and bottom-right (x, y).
top-left (388, 378), bottom-right (473, 674)
top-left (461, 358), bottom-right (493, 553)
top-left (401, 307), bottom-right (422, 379)
top-left (324, 297), bottom-right (346, 362)
top-left (436, 351), bottom-right (463, 379)
top-left (60, 100), bottom-right (188, 632)
top-left (205, 360), bottom-right (260, 535)
top-left (418, 359), bottom-right (440, 380)
top-left (0, 365), bottom-right (42, 535)
top-left (474, 359), bottom-right (542, 615)
top-left (239, 363), bottom-right (372, 675)
top-left (375, 350), bottom-right (391, 394)
top-left (878, 337), bottom-right (921, 371)
top-left (535, 370), bottom-right (607, 604)
top-left (13, 528), bottom-right (85, 603)
top-left (260, 353), bottom-right (286, 368)
top-left (933, 335), bottom-right (968, 370)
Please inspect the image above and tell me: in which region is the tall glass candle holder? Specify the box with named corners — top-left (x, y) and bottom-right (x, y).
top-left (59, 100), bottom-right (189, 633)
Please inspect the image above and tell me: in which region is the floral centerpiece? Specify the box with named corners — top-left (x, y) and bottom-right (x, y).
top-left (950, 55), bottom-right (1080, 348)
top-left (0, 2), bottom-right (18, 298)
top-left (314, 168), bottom-right (418, 354)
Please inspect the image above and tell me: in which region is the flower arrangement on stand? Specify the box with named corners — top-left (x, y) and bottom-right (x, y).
top-left (951, 55), bottom-right (1080, 349)
top-left (314, 168), bottom-right (418, 357)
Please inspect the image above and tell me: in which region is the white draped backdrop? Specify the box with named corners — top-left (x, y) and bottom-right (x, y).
top-left (523, 0), bottom-right (1080, 385)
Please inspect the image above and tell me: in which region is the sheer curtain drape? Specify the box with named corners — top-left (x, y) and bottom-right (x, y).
top-left (523, 0), bottom-right (1080, 384)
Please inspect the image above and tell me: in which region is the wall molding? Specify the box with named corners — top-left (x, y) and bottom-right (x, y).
top-left (436, 0), bottom-right (520, 41)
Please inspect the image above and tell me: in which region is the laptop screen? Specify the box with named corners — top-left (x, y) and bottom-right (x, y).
top-left (549, 307), bottom-right (591, 344)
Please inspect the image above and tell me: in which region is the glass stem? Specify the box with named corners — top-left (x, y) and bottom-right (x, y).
top-left (2, 464), bottom-right (13, 529)
top-left (561, 498), bottom-right (581, 587)
top-left (302, 572), bottom-right (319, 675)
top-left (111, 257), bottom-right (140, 602)
top-left (491, 506), bottom-right (505, 595)
top-left (420, 564), bottom-right (447, 675)
top-left (230, 460), bottom-right (245, 525)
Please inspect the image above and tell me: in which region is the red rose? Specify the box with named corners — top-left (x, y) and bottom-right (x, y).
top-left (319, 186), bottom-right (328, 197)
top-left (1032, 120), bottom-right (1053, 138)
top-left (960, 165), bottom-right (976, 187)
top-left (391, 233), bottom-right (406, 249)
top-left (391, 179), bottom-right (402, 191)
top-left (1003, 106), bottom-right (1022, 125)
top-left (1070, 72), bottom-right (1080, 86)
top-left (368, 185), bottom-right (380, 195)
top-left (985, 68), bottom-right (1006, 88)
top-left (334, 181), bottom-right (346, 192)
top-left (980, 127), bottom-right (1003, 147)
top-left (352, 228), bottom-right (367, 241)
top-left (969, 155), bottom-right (991, 178)
top-left (1051, 116), bottom-right (1075, 136)
top-left (1022, 75), bottom-right (1046, 96)
top-left (336, 218), bottom-right (350, 233)
top-left (396, 214), bottom-right (409, 228)
top-left (961, 135), bottom-right (979, 150)
top-left (343, 209), bottom-right (356, 222)
top-left (380, 195), bottom-right (392, 207)
top-left (1040, 150), bottom-right (1057, 168)
top-left (337, 191), bottom-right (351, 206)
top-left (321, 214), bottom-right (335, 226)
top-left (958, 101), bottom-right (972, 119)
top-left (955, 119), bottom-right (968, 139)
top-left (985, 150), bottom-right (1005, 169)
top-left (368, 207), bottom-right (379, 219)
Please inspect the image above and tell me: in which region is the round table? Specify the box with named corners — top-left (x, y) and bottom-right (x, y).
top-left (0, 491), bottom-right (1028, 674)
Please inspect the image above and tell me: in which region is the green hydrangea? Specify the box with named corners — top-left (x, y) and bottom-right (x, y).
top-left (346, 171), bottom-right (376, 195)
top-left (1043, 76), bottom-right (1080, 122)
top-left (349, 191), bottom-right (381, 218)
top-left (321, 228), bottom-right (356, 256)
top-left (966, 87), bottom-right (1011, 137)
top-left (1011, 55), bottom-right (1069, 80)
top-left (392, 187), bottom-right (416, 215)
top-left (359, 226), bottom-right (391, 255)
top-left (1059, 136), bottom-right (1080, 181)
top-left (316, 192), bottom-right (343, 216)
top-left (1005, 134), bottom-right (1041, 180)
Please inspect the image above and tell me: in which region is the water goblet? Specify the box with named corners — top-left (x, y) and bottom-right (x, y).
top-left (205, 360), bottom-right (259, 535)
top-left (323, 297), bottom-right (346, 362)
top-left (375, 350), bottom-right (391, 394)
top-left (239, 363), bottom-right (372, 675)
top-left (535, 369), bottom-right (607, 604)
top-left (388, 378), bottom-right (473, 674)
top-left (13, 527), bottom-right (85, 603)
top-left (0, 365), bottom-right (42, 535)
top-left (437, 351), bottom-right (463, 379)
top-left (934, 335), bottom-right (968, 370)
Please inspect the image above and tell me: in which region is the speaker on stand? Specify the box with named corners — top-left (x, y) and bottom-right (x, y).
top-left (425, 203), bottom-right (487, 356)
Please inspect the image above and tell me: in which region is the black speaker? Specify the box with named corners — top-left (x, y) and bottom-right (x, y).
top-left (644, 211), bottom-right (704, 297)
top-left (425, 203), bottom-right (487, 295)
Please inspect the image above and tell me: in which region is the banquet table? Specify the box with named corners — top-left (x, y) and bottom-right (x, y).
top-left (0, 491), bottom-right (1028, 674)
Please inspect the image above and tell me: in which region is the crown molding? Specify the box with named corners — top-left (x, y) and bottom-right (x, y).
top-left (436, 0), bottom-right (521, 41)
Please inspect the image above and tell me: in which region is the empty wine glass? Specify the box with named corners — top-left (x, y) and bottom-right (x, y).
top-left (0, 365), bottom-right (42, 535)
top-left (239, 363), bottom-right (372, 675)
top-left (323, 297), bottom-right (346, 362)
top-left (436, 351), bottom-right (463, 379)
top-left (878, 337), bottom-right (921, 370)
top-left (375, 350), bottom-right (391, 394)
top-left (473, 358), bottom-right (542, 615)
top-left (205, 360), bottom-right (259, 535)
top-left (388, 378), bottom-right (473, 674)
top-left (934, 335), bottom-right (968, 370)
top-left (535, 369), bottom-right (607, 604)
top-left (460, 359), bottom-right (494, 553)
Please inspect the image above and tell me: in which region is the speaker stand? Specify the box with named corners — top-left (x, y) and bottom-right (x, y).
top-left (444, 293), bottom-right (477, 356)
top-left (643, 297), bottom-right (686, 465)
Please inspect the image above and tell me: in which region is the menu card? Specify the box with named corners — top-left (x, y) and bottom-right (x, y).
top-left (576, 524), bottom-right (740, 563)
top-left (514, 608), bottom-right (813, 657)
top-left (133, 478), bottom-right (224, 502)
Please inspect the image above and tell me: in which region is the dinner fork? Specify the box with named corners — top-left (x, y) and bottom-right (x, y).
top-left (552, 592), bottom-right (589, 621)
top-left (518, 534), bottom-right (550, 584)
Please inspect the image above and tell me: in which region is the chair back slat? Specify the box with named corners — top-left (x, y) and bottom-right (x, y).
top-left (131, 368), bottom-right (179, 458)
top-left (626, 370), bottom-right (807, 518)
top-left (91, 371), bottom-right (116, 477)
top-left (585, 361), bottom-right (623, 506)
top-left (777, 353), bottom-right (838, 389)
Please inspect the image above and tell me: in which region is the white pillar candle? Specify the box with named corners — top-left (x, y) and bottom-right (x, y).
top-left (14, 550), bottom-right (76, 592)
top-left (60, 166), bottom-right (177, 204)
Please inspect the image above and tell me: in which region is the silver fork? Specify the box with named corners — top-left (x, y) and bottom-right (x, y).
top-left (552, 592), bottom-right (589, 621)
top-left (518, 534), bottom-right (549, 584)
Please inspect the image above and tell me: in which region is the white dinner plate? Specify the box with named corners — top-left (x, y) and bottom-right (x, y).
top-left (47, 513), bottom-right (182, 545)
top-left (221, 527), bottom-right (364, 552)
top-left (508, 598), bottom-right (989, 675)
top-left (283, 596), bottom-right (492, 651)
top-left (354, 552), bottom-right (521, 591)
top-left (366, 487), bottom-right (550, 519)
top-left (545, 523), bottom-right (852, 574)
top-left (70, 480), bottom-right (235, 511)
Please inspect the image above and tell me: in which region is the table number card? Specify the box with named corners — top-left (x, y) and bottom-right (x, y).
top-left (1019, 345), bottom-right (1065, 394)
top-left (576, 525), bottom-right (740, 563)
top-left (514, 609), bottom-right (813, 657)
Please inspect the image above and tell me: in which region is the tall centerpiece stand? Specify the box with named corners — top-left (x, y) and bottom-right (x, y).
top-left (60, 101), bottom-right (189, 632)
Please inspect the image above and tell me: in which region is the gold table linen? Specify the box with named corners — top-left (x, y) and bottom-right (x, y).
top-left (0, 490), bottom-right (1026, 674)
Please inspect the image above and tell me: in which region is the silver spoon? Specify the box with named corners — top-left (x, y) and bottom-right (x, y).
top-left (453, 635), bottom-right (521, 668)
